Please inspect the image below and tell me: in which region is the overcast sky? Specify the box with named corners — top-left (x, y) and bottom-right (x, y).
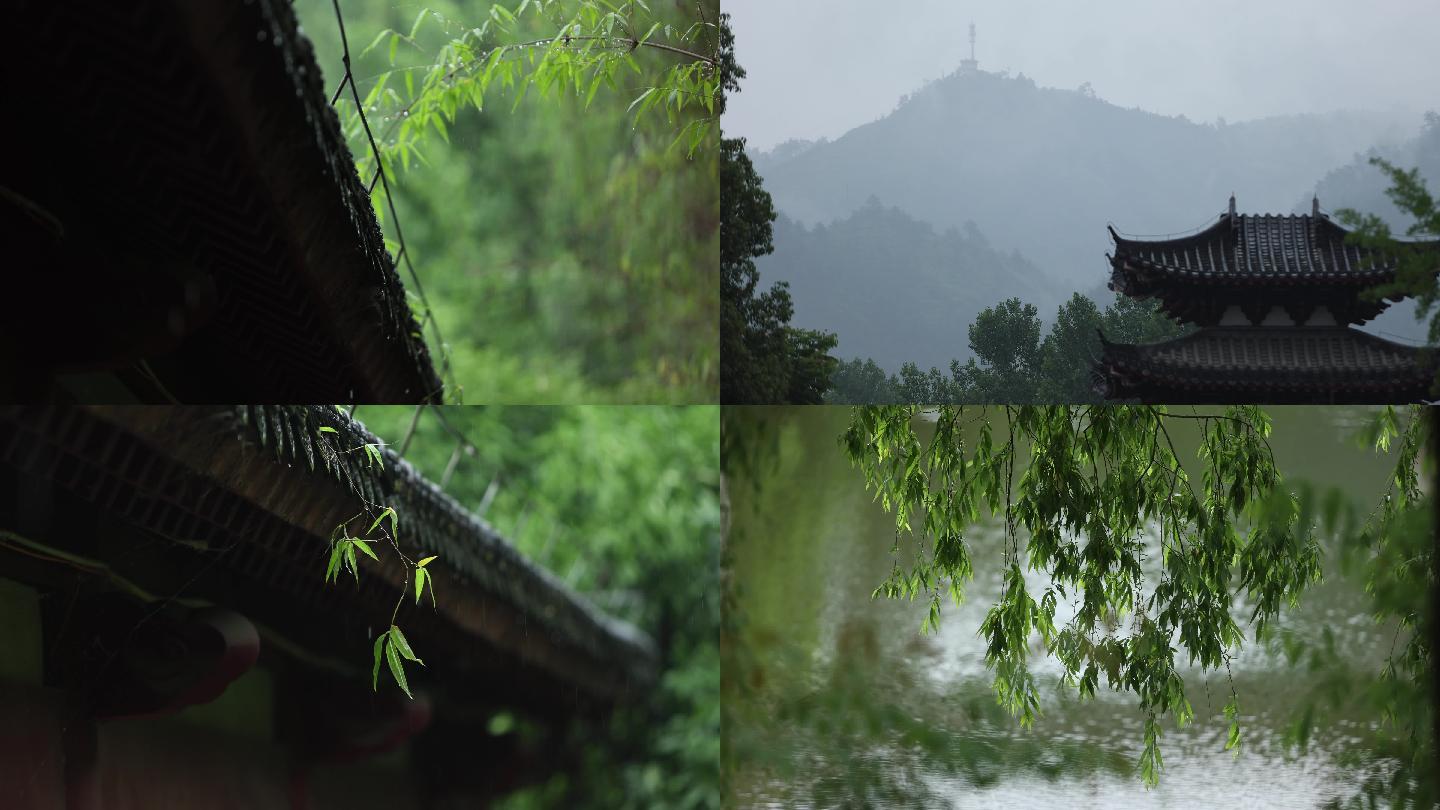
top-left (724, 0), bottom-right (1440, 152)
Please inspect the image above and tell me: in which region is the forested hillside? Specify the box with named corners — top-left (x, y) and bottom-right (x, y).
top-left (1291, 112), bottom-right (1440, 344)
top-left (754, 69), bottom-right (1416, 287)
top-left (761, 200), bottom-right (1054, 372)
top-left (749, 68), bottom-right (1432, 369)
top-left (1303, 112), bottom-right (1440, 227)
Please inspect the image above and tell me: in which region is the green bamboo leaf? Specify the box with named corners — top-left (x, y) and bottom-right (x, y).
top-left (372, 631), bottom-right (387, 690)
top-left (414, 567), bottom-right (426, 604)
top-left (627, 87), bottom-right (655, 114)
top-left (361, 29), bottom-right (391, 58)
top-left (386, 638), bottom-right (413, 698)
top-left (368, 507), bottom-right (397, 537)
top-left (318, 426), bottom-right (338, 435)
top-left (354, 539), bottom-right (380, 561)
top-left (417, 555), bottom-right (438, 568)
top-left (408, 8), bottom-right (429, 39)
top-left (325, 543), bottom-right (343, 583)
top-left (390, 624), bottom-right (424, 665)
top-left (585, 72), bottom-right (604, 108)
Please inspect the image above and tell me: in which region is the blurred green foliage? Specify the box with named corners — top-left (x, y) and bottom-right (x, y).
top-left (296, 1), bottom-right (718, 403)
top-left (358, 405), bottom-right (718, 807)
top-left (1267, 408), bottom-right (1435, 808)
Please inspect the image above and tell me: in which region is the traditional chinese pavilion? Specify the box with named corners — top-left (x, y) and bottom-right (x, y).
top-left (1095, 196), bottom-right (1438, 403)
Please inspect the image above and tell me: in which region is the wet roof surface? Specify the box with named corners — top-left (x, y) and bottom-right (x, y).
top-left (1097, 326), bottom-right (1435, 403)
top-left (10, 0), bottom-right (440, 401)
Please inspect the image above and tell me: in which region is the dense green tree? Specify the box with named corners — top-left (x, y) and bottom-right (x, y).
top-left (889, 362), bottom-right (955, 404)
top-left (719, 17), bottom-right (836, 403)
top-left (825, 292), bottom-right (1184, 404)
top-left (1100, 294), bottom-right (1190, 345)
top-left (295, 0), bottom-right (719, 403)
top-left (956, 298), bottom-right (1044, 402)
top-left (719, 131), bottom-right (787, 402)
top-left (784, 328), bottom-right (840, 404)
top-left (1036, 292), bottom-right (1190, 402)
top-left (361, 406), bottom-right (719, 809)
top-left (1037, 292), bottom-right (1105, 402)
top-left (841, 404), bottom-right (1430, 792)
top-left (826, 358), bottom-right (897, 404)
top-left (1338, 152), bottom-right (1440, 352)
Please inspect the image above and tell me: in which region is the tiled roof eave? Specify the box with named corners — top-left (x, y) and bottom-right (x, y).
top-left (1115, 256), bottom-right (1398, 287)
top-left (1096, 327), bottom-right (1436, 399)
top-left (11, 1), bottom-right (443, 402)
top-left (11, 404), bottom-right (659, 704)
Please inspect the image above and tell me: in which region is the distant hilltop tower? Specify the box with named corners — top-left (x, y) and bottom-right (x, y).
top-left (959, 22), bottom-right (979, 73)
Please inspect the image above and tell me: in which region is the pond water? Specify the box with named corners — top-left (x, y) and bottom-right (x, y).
top-left (724, 406), bottom-right (1406, 809)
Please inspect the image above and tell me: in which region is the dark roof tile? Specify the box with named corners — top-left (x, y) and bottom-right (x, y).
top-left (1096, 327), bottom-right (1436, 403)
top-left (1107, 204), bottom-right (1439, 327)
top-left (1110, 211), bottom-right (1420, 282)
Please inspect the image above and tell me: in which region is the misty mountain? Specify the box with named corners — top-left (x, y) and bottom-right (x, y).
top-left (749, 138), bottom-right (824, 175)
top-left (754, 69), bottom-right (1419, 292)
top-left (1293, 112), bottom-right (1440, 345)
top-left (758, 199), bottom-right (1056, 373)
top-left (1300, 112), bottom-right (1440, 228)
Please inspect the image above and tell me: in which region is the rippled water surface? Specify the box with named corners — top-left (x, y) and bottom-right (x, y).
top-left (724, 407), bottom-right (1401, 809)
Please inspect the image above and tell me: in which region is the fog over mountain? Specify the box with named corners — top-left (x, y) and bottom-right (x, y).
top-left (725, 0), bottom-right (1440, 154)
top-left (756, 69), bottom-right (1419, 283)
top-left (749, 68), bottom-right (1434, 368)
top-left (1301, 112), bottom-right (1440, 227)
top-left (766, 200), bottom-right (1055, 373)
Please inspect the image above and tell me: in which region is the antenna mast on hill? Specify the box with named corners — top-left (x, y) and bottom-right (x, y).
top-left (959, 22), bottom-right (979, 74)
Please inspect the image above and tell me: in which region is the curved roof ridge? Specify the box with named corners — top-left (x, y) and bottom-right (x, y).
top-left (1109, 212), bottom-right (1230, 250)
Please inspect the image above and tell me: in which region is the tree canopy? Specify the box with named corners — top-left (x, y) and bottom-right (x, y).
top-left (840, 405), bottom-right (1431, 794)
top-left (297, 0), bottom-right (719, 403)
top-left (718, 15), bottom-right (837, 404)
top-left (360, 405), bottom-right (719, 808)
top-left (827, 292), bottom-right (1185, 404)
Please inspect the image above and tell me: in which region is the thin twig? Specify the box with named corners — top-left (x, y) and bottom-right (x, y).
top-left (330, 0), bottom-right (453, 396)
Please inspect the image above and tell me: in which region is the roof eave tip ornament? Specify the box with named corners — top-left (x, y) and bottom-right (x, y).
top-left (1312, 195), bottom-right (1321, 218)
top-left (1228, 193), bottom-right (1236, 219)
